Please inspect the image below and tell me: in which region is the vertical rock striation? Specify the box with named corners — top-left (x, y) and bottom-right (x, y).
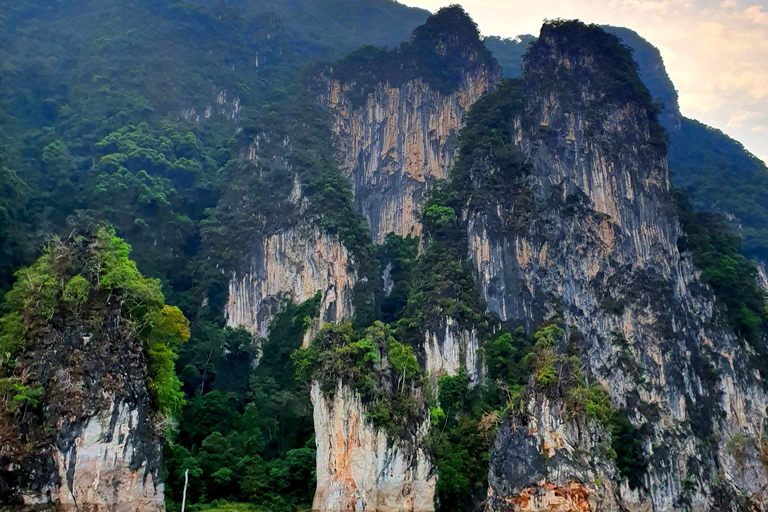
top-left (311, 382), bottom-right (436, 512)
top-left (319, 68), bottom-right (496, 243)
top-left (305, 9), bottom-right (502, 511)
top-left (468, 22), bottom-right (768, 511)
top-left (226, 226), bottom-right (357, 341)
top-left (423, 318), bottom-right (483, 389)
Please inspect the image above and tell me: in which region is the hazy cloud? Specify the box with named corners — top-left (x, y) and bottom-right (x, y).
top-left (399, 0), bottom-right (768, 165)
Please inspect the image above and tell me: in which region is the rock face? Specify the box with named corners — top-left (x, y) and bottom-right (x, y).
top-left (0, 307), bottom-right (164, 511)
top-left (49, 401), bottom-right (164, 512)
top-left (758, 262), bottom-right (768, 294)
top-left (424, 318), bottom-right (483, 389)
top-left (487, 395), bottom-right (620, 512)
top-left (304, 10), bottom-right (500, 511)
top-left (319, 66), bottom-right (497, 243)
top-left (471, 22), bottom-right (768, 511)
top-left (226, 225), bottom-right (357, 341)
top-left (311, 382), bottom-right (436, 512)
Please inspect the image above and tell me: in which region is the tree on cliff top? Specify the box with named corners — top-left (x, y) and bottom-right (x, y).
top-left (0, 223), bottom-right (189, 417)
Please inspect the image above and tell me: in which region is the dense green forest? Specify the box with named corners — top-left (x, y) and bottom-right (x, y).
top-left (0, 1), bottom-right (429, 509)
top-left (0, 1), bottom-right (767, 511)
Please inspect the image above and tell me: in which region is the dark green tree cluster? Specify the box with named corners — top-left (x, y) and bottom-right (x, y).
top-left (165, 294), bottom-right (322, 511)
top-left (669, 122), bottom-right (768, 262)
top-left (294, 320), bottom-right (424, 439)
top-left (675, 192), bottom-right (768, 377)
top-left (0, 142), bottom-right (31, 293)
top-left (325, 5), bottom-right (498, 105)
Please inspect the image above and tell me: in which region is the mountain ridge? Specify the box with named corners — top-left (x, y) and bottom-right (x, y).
top-left (0, 3), bottom-right (767, 512)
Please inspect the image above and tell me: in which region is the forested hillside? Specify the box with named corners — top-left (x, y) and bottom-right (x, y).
top-left (1, 2), bottom-right (767, 512)
top-left (0, 0), bottom-right (430, 293)
top-left (0, 0), bottom-right (429, 509)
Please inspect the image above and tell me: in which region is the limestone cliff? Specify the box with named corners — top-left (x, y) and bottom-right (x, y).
top-left (226, 225), bottom-right (357, 342)
top-left (0, 304), bottom-right (165, 512)
top-left (316, 5), bottom-right (500, 244)
top-left (424, 318), bottom-right (483, 389)
top-left (311, 382), bottom-right (435, 512)
top-left (319, 67), bottom-right (496, 244)
top-left (465, 22), bottom-right (768, 511)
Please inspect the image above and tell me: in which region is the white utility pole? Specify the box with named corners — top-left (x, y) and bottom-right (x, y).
top-left (181, 469), bottom-right (189, 512)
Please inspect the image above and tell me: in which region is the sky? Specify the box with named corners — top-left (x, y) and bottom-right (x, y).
top-left (399, 0), bottom-right (768, 165)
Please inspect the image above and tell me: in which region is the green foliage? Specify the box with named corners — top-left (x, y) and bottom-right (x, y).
top-left (451, 78), bottom-right (529, 214)
top-left (523, 324), bottom-right (569, 394)
top-left (423, 205), bottom-right (457, 232)
top-left (328, 6), bottom-right (497, 105)
top-left (675, 191), bottom-right (768, 378)
top-left (378, 233), bottom-right (419, 323)
top-left (168, 293), bottom-right (321, 510)
top-left (388, 341), bottom-right (418, 380)
top-left (483, 35), bottom-right (536, 79)
top-left (525, 21), bottom-right (666, 153)
top-left (146, 305), bottom-right (190, 415)
top-left (0, 226), bottom-right (188, 416)
top-left (484, 328), bottom-right (533, 388)
top-left (610, 25), bottom-right (768, 265)
top-left (669, 119), bottom-right (768, 263)
top-left (0, 147), bottom-right (31, 294)
top-left (603, 26), bottom-right (679, 124)
top-left (608, 410), bottom-right (646, 489)
top-left (430, 372), bottom-right (506, 512)
top-left (62, 275), bottom-right (89, 308)
top-left (295, 321), bottom-right (425, 438)
top-left (0, 380), bottom-right (45, 416)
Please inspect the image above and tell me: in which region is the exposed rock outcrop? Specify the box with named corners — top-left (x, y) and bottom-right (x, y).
top-left (758, 262), bottom-right (768, 294)
top-left (304, 9), bottom-right (501, 511)
top-left (424, 318), bottom-right (483, 388)
top-left (1, 307), bottom-right (164, 511)
top-left (470, 22), bottom-right (768, 511)
top-left (487, 395), bottom-right (620, 512)
top-left (311, 382), bottom-right (435, 512)
top-left (320, 69), bottom-right (495, 244)
top-left (226, 225), bottom-right (357, 341)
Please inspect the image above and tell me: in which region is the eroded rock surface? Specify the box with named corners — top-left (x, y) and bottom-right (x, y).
top-left (226, 226), bottom-right (357, 341)
top-left (424, 317), bottom-right (483, 389)
top-left (319, 67), bottom-right (497, 243)
top-left (1, 307), bottom-right (164, 511)
top-left (312, 382), bottom-right (435, 512)
top-left (472, 22), bottom-right (768, 511)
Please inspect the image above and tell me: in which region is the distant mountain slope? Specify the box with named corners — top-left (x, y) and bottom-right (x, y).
top-left (0, 0), bottom-right (428, 138)
top-left (227, 0), bottom-right (429, 59)
top-left (0, 0), bottom-right (431, 291)
top-left (603, 26), bottom-right (681, 129)
top-left (483, 34), bottom-right (535, 78)
top-left (604, 26), bottom-right (768, 263)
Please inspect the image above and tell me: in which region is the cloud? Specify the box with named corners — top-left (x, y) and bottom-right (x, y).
top-left (727, 110), bottom-right (763, 127)
top-left (733, 5), bottom-right (768, 26)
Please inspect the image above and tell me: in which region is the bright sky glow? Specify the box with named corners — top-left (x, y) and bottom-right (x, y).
top-left (399, 0), bottom-right (768, 165)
